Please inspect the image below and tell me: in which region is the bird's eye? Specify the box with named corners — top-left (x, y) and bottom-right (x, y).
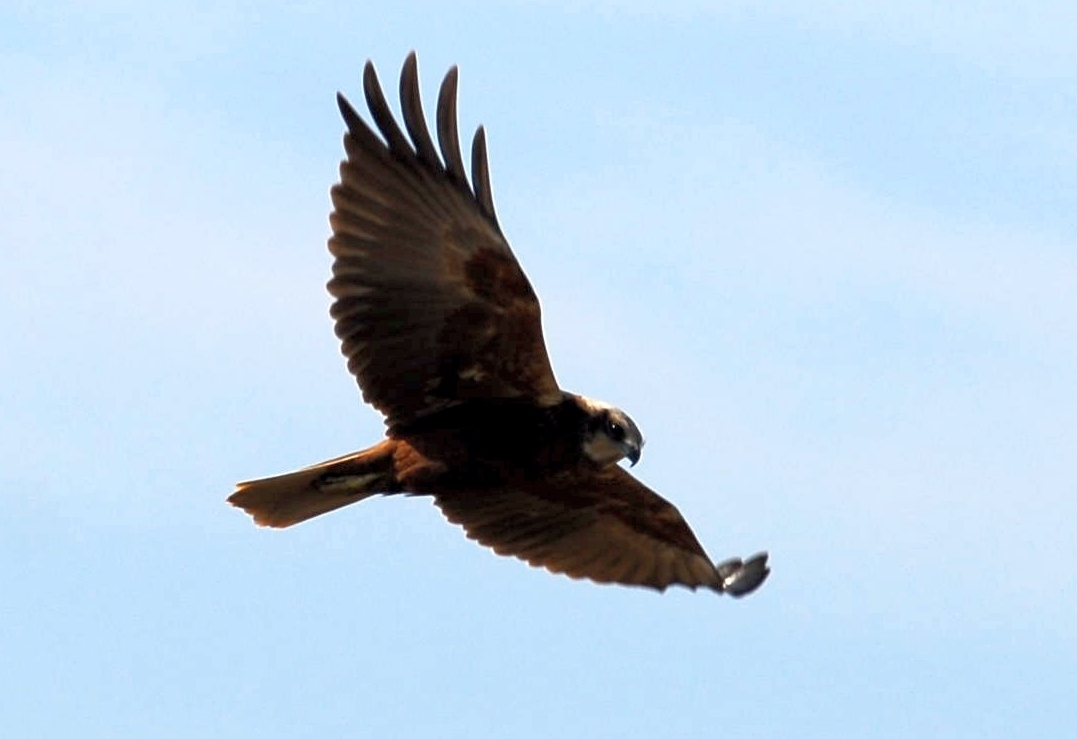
top-left (606, 419), bottom-right (626, 442)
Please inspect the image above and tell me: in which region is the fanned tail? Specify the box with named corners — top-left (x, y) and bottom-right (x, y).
top-left (228, 439), bottom-right (400, 528)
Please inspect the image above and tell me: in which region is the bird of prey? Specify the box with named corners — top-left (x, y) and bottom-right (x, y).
top-left (229, 53), bottom-right (769, 597)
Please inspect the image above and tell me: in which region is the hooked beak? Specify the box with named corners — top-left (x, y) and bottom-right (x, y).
top-left (625, 443), bottom-right (641, 467)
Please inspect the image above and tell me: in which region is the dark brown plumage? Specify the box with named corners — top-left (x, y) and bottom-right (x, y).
top-left (229, 53), bottom-right (769, 597)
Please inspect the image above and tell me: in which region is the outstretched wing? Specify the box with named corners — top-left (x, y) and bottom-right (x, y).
top-left (329, 53), bottom-right (561, 430)
top-left (434, 465), bottom-right (770, 596)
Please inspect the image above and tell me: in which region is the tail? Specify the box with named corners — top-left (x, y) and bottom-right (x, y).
top-left (228, 439), bottom-right (401, 528)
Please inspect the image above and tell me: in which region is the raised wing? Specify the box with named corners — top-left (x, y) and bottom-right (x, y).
top-left (434, 465), bottom-right (770, 596)
top-left (329, 53), bottom-right (561, 430)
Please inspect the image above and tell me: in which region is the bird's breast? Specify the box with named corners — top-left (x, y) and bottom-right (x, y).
top-left (392, 397), bottom-right (587, 490)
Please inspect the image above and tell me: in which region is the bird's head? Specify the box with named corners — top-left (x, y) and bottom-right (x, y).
top-left (576, 396), bottom-right (645, 467)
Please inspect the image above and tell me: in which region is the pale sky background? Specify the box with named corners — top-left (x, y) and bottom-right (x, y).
top-left (2, 2), bottom-right (1075, 737)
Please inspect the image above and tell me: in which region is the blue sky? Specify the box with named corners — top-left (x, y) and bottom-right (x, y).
top-left (2, 2), bottom-right (1075, 736)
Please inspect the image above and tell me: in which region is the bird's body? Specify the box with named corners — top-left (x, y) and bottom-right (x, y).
top-left (229, 53), bottom-right (769, 596)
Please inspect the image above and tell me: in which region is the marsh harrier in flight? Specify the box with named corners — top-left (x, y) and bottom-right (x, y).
top-left (229, 53), bottom-right (769, 597)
